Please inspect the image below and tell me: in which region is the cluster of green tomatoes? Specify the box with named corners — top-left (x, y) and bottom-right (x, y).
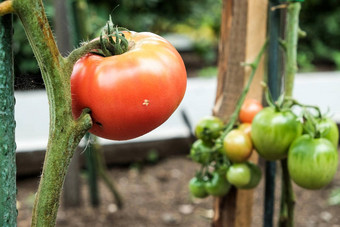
top-left (189, 98), bottom-right (339, 199)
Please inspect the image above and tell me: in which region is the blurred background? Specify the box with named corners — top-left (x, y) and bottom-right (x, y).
top-left (13, 0), bottom-right (340, 90)
top-left (14, 1), bottom-right (340, 226)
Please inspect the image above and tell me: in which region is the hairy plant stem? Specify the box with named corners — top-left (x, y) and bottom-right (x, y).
top-left (279, 2), bottom-right (301, 227)
top-left (12, 0), bottom-right (93, 226)
top-left (284, 2), bottom-right (300, 97)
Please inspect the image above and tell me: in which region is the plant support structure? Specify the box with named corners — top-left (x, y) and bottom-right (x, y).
top-left (0, 1), bottom-right (16, 225)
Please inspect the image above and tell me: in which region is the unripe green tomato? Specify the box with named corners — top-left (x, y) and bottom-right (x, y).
top-left (251, 107), bottom-right (303, 160)
top-left (195, 116), bottom-right (224, 144)
top-left (318, 118), bottom-right (339, 148)
top-left (205, 172), bottom-right (231, 197)
top-left (226, 163), bottom-right (251, 188)
top-left (189, 177), bottom-right (208, 198)
top-left (226, 162), bottom-right (262, 189)
top-left (190, 139), bottom-right (212, 164)
top-left (288, 135), bottom-right (338, 190)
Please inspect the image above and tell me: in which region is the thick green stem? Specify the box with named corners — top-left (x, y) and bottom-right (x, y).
top-left (279, 2), bottom-right (301, 227)
top-left (0, 6), bottom-right (17, 226)
top-left (279, 160), bottom-right (295, 227)
top-left (284, 2), bottom-right (301, 97)
top-left (12, 0), bottom-right (92, 226)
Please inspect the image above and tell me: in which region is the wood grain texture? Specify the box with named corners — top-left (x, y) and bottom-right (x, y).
top-left (212, 0), bottom-right (268, 226)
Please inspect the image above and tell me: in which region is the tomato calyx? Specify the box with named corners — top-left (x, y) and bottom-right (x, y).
top-left (91, 16), bottom-right (130, 57)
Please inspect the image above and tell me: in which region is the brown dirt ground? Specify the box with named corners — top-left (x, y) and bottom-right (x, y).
top-left (17, 151), bottom-right (340, 227)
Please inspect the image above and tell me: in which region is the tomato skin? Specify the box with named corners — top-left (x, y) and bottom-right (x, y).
top-left (226, 163), bottom-right (250, 187)
top-left (190, 140), bottom-right (212, 164)
top-left (195, 116), bottom-right (224, 144)
top-left (189, 177), bottom-right (208, 198)
top-left (223, 129), bottom-right (253, 163)
top-left (318, 118), bottom-right (339, 148)
top-left (238, 123), bottom-right (252, 138)
top-left (288, 135), bottom-right (338, 190)
top-left (205, 172), bottom-right (231, 197)
top-left (71, 32), bottom-right (187, 140)
top-left (226, 162), bottom-right (261, 189)
top-left (239, 99), bottom-right (263, 123)
top-left (251, 107), bottom-right (303, 160)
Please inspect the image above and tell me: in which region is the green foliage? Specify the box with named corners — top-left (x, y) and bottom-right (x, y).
top-left (13, 0), bottom-right (340, 83)
top-left (298, 0), bottom-right (340, 70)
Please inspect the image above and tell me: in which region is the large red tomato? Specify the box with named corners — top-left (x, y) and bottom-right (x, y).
top-left (71, 31), bottom-right (187, 140)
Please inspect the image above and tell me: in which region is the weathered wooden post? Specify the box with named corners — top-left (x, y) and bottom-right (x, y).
top-left (0, 1), bottom-right (17, 225)
top-left (212, 0), bottom-right (268, 226)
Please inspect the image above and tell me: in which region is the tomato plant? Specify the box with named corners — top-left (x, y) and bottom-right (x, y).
top-left (205, 171), bottom-right (231, 196)
top-left (226, 162), bottom-right (261, 189)
top-left (239, 99), bottom-right (263, 123)
top-left (71, 31), bottom-right (187, 140)
top-left (251, 107), bottom-right (303, 160)
top-left (288, 135), bottom-right (338, 189)
top-left (223, 129), bottom-right (252, 163)
top-left (190, 139), bottom-right (212, 164)
top-left (194, 116), bottom-right (224, 144)
top-left (189, 177), bottom-right (208, 198)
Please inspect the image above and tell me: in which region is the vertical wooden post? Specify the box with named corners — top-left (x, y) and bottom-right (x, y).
top-left (0, 5), bottom-right (17, 226)
top-left (213, 0), bottom-right (268, 226)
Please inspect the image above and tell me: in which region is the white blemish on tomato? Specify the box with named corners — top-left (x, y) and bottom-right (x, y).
top-left (142, 99), bottom-right (150, 106)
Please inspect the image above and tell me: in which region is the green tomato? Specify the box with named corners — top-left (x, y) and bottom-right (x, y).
top-left (226, 163), bottom-right (250, 187)
top-left (288, 135), bottom-right (338, 190)
top-left (195, 116), bottom-right (224, 144)
top-left (190, 139), bottom-right (212, 164)
top-left (318, 118), bottom-right (339, 148)
top-left (226, 162), bottom-right (262, 189)
top-left (189, 177), bottom-right (208, 198)
top-left (251, 107), bottom-right (302, 160)
top-left (243, 162), bottom-right (262, 189)
top-left (205, 172), bottom-right (231, 197)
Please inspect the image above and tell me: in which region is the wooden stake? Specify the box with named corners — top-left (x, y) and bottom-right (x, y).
top-left (213, 0), bottom-right (268, 226)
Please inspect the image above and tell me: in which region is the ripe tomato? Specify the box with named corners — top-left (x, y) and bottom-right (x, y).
top-left (251, 107), bottom-right (303, 160)
top-left (288, 135), bottom-right (338, 190)
top-left (239, 99), bottom-right (263, 123)
top-left (204, 171), bottom-right (231, 197)
top-left (318, 118), bottom-right (339, 148)
top-left (71, 32), bottom-right (187, 140)
top-left (189, 177), bottom-right (208, 198)
top-left (223, 129), bottom-right (252, 163)
top-left (195, 116), bottom-right (224, 144)
top-left (190, 139), bottom-right (212, 164)
top-left (226, 162), bottom-right (261, 189)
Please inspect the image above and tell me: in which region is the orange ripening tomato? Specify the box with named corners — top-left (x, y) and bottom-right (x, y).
top-left (239, 99), bottom-right (263, 123)
top-left (71, 31), bottom-right (187, 140)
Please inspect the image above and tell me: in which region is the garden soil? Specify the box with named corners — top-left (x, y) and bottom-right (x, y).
top-left (17, 150), bottom-right (340, 227)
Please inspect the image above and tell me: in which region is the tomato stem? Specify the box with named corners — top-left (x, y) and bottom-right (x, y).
top-left (11, 0), bottom-right (93, 226)
top-left (218, 40), bottom-right (268, 141)
top-left (279, 2), bottom-right (301, 227)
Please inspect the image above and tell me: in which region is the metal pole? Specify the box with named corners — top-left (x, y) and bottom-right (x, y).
top-left (263, 0), bottom-right (282, 226)
top-left (0, 5), bottom-right (17, 226)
